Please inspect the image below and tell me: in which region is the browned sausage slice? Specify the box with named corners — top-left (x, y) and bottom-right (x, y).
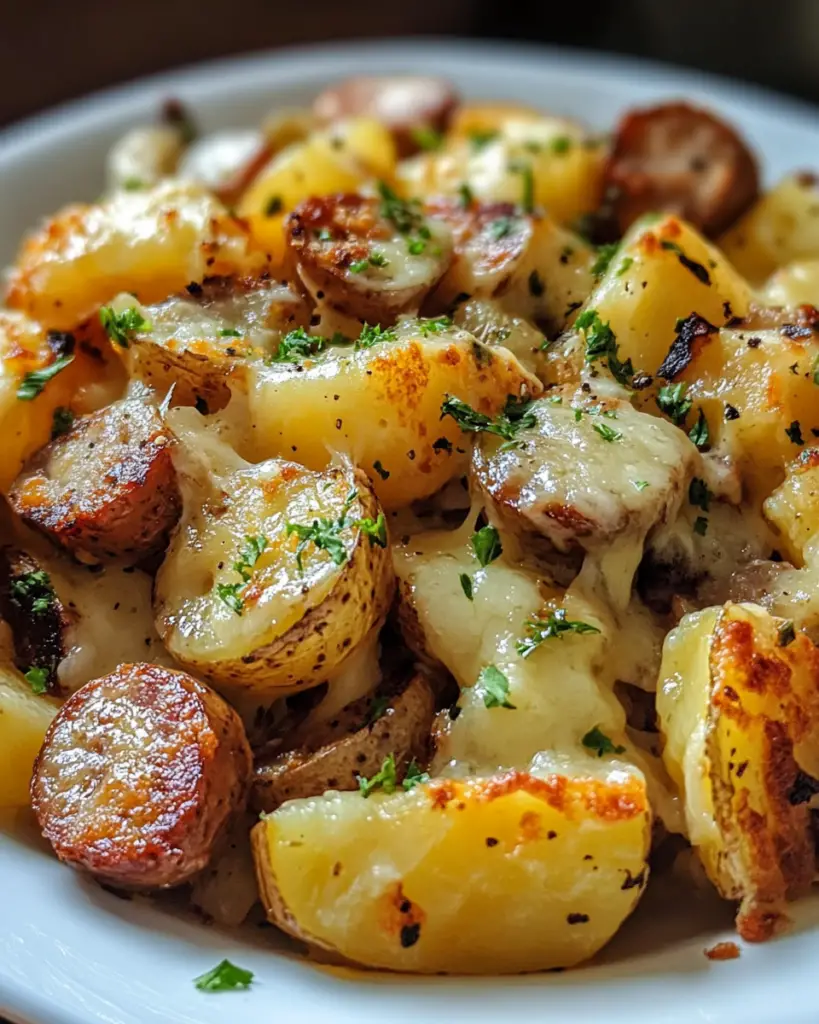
top-left (287, 192), bottom-right (453, 323)
top-left (31, 663), bottom-right (252, 889)
top-left (313, 76), bottom-right (458, 157)
top-left (603, 102), bottom-right (760, 237)
top-left (9, 398), bottom-right (180, 564)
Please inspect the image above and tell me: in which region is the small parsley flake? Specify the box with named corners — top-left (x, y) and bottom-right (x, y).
top-left (17, 355), bottom-right (75, 401)
top-left (476, 664), bottom-right (515, 709)
top-left (471, 524), bottom-right (502, 567)
top-left (99, 306), bottom-right (151, 349)
top-left (582, 726), bottom-right (625, 757)
top-left (193, 960), bottom-right (254, 992)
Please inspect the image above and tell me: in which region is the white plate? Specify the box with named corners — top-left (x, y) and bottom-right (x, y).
top-left (2, 38), bottom-right (819, 1024)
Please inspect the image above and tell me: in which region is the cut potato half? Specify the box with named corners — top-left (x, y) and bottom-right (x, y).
top-left (657, 602), bottom-right (819, 940)
top-left (253, 769), bottom-right (650, 974)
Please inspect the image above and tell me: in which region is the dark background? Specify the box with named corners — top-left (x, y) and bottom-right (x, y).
top-left (1, 0), bottom-right (818, 128)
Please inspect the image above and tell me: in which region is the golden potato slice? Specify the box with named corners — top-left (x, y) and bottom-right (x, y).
top-left (313, 76), bottom-right (458, 157)
top-left (719, 174), bottom-right (819, 284)
top-left (0, 311), bottom-right (90, 491)
top-left (5, 181), bottom-right (264, 330)
top-left (9, 397), bottom-right (179, 564)
top-left (763, 449), bottom-right (819, 566)
top-left (252, 671), bottom-right (434, 812)
top-left (472, 392), bottom-right (698, 556)
top-left (246, 319), bottom-right (541, 510)
top-left (115, 276), bottom-right (309, 409)
top-left (0, 621), bottom-right (61, 808)
top-left (657, 602), bottom-right (819, 940)
top-left (252, 769), bottom-right (650, 973)
top-left (155, 452), bottom-right (394, 698)
top-left (31, 663), bottom-right (252, 889)
top-left (428, 200), bottom-right (595, 338)
top-left (543, 213), bottom-right (752, 386)
top-left (287, 192), bottom-right (452, 323)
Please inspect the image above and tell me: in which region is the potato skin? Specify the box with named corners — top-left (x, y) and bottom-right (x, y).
top-left (252, 671), bottom-right (435, 811)
top-left (9, 399), bottom-right (180, 563)
top-left (31, 663), bottom-right (252, 890)
top-left (604, 102), bottom-right (759, 237)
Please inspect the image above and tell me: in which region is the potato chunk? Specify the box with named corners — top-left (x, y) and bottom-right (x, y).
top-left (31, 663), bottom-right (251, 889)
top-left (155, 446), bottom-right (394, 698)
top-left (9, 397), bottom-right (179, 563)
top-left (5, 181), bottom-right (264, 330)
top-left (764, 449), bottom-right (819, 566)
top-left (657, 603), bottom-right (819, 940)
top-left (118, 276), bottom-right (308, 409)
top-left (253, 770), bottom-right (650, 973)
top-left (287, 193), bottom-right (453, 323)
top-left (472, 393), bottom-right (698, 556)
top-left (252, 671), bottom-right (434, 811)
top-left (246, 320), bottom-right (540, 509)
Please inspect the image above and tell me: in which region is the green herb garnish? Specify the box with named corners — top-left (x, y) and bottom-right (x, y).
top-left (516, 609), bottom-right (601, 658)
top-left (476, 664), bottom-right (515, 709)
top-left (471, 524), bottom-right (502, 567)
top-left (656, 382), bottom-right (692, 426)
top-left (358, 753), bottom-right (398, 797)
top-left (17, 355), bottom-right (74, 401)
top-left (99, 306), bottom-right (151, 349)
top-left (582, 726), bottom-right (625, 757)
top-left (193, 960), bottom-right (254, 992)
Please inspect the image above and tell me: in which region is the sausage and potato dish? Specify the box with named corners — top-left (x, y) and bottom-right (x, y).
top-left (3, 72), bottom-right (819, 976)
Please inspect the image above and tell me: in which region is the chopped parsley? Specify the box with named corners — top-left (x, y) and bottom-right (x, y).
top-left (350, 251), bottom-right (389, 273)
top-left (357, 513), bottom-right (387, 548)
top-left (216, 583), bottom-right (244, 615)
top-left (550, 135), bottom-right (572, 155)
top-left (688, 478), bottom-right (713, 512)
top-left (516, 609), bottom-right (601, 658)
top-left (440, 394), bottom-right (535, 447)
top-left (688, 407), bottom-right (710, 450)
top-left (417, 316), bottom-right (452, 337)
top-left (264, 195), bottom-right (283, 216)
top-left (122, 176), bottom-right (144, 191)
top-left (616, 256), bottom-right (634, 277)
top-left (270, 327), bottom-right (326, 363)
top-left (372, 460), bottom-right (390, 480)
top-left (10, 570), bottom-right (54, 615)
top-left (24, 666), bottom-right (49, 694)
top-left (777, 621), bottom-right (796, 647)
top-left (476, 664), bottom-right (516, 709)
top-left (488, 216), bottom-right (516, 240)
top-left (193, 960), bottom-right (254, 993)
top-left (403, 759), bottom-right (430, 790)
top-left (786, 420), bottom-right (805, 445)
top-left (287, 488), bottom-right (360, 572)
top-left (358, 753), bottom-right (398, 797)
top-left (593, 421), bottom-right (622, 443)
top-left (459, 573), bottom-right (474, 601)
top-left (457, 182), bottom-right (474, 208)
top-left (591, 243), bottom-right (619, 278)
top-left (357, 322), bottom-right (397, 348)
top-left (509, 160), bottom-right (535, 213)
top-left (656, 382), bottom-right (692, 426)
top-left (468, 129), bottom-right (500, 151)
top-left (377, 180), bottom-right (427, 237)
top-left (233, 535), bottom-right (268, 581)
top-left (411, 126), bottom-right (444, 151)
top-left (99, 306), bottom-right (151, 349)
top-left (693, 516), bottom-right (709, 536)
top-left (366, 695), bottom-right (390, 726)
top-left (633, 479), bottom-right (649, 491)
top-left (51, 406), bottom-right (75, 439)
top-left (218, 327), bottom-right (241, 338)
top-left (582, 726), bottom-right (625, 757)
top-left (17, 355), bottom-right (74, 401)
top-left (471, 524), bottom-right (502, 567)
top-left (575, 308), bottom-right (633, 387)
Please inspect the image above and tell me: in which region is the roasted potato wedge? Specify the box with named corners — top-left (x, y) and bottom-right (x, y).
top-left (0, 312), bottom-right (90, 490)
top-left (313, 76), bottom-right (458, 157)
top-left (253, 670), bottom-right (434, 812)
top-left (31, 663), bottom-right (252, 889)
top-left (246, 319), bottom-right (541, 509)
top-left (763, 448), bottom-right (819, 566)
top-left (116, 276), bottom-right (309, 409)
top-left (155, 443), bottom-right (394, 697)
top-left (543, 213), bottom-right (752, 386)
top-left (472, 392), bottom-right (698, 560)
top-left (9, 397), bottom-right (180, 564)
top-left (719, 174), bottom-right (819, 284)
top-left (657, 602), bottom-right (819, 940)
top-left (603, 102), bottom-right (759, 237)
top-left (287, 193), bottom-right (452, 323)
top-left (5, 181), bottom-right (264, 330)
top-left (253, 769), bottom-right (650, 974)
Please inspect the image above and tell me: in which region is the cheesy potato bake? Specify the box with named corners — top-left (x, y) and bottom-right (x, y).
top-left (2, 74), bottom-right (819, 977)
